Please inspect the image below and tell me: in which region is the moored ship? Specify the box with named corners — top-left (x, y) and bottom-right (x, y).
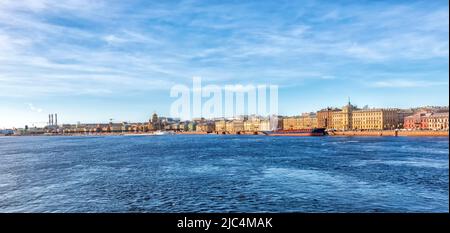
top-left (263, 128), bottom-right (326, 136)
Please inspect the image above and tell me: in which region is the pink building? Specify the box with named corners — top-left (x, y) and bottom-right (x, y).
top-left (404, 111), bottom-right (449, 130)
top-left (403, 111), bottom-right (432, 130)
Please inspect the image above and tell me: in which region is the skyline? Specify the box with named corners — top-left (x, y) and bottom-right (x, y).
top-left (1, 0), bottom-right (449, 128)
top-left (4, 101), bottom-right (449, 129)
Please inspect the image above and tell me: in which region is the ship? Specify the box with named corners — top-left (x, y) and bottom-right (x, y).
top-left (262, 128), bottom-right (326, 136)
top-left (122, 131), bottom-right (173, 136)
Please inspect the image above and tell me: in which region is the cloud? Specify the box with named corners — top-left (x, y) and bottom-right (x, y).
top-left (370, 79), bottom-right (448, 88)
top-left (0, 0), bottom-right (448, 98)
top-left (27, 103), bottom-right (43, 113)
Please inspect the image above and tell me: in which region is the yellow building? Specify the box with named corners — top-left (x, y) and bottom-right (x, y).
top-left (227, 120), bottom-right (244, 133)
top-left (352, 108), bottom-right (401, 130)
top-left (299, 114), bottom-right (317, 129)
top-left (283, 117), bottom-right (300, 130)
top-left (214, 120), bottom-right (226, 132)
top-left (331, 103), bottom-right (354, 131)
top-left (283, 114), bottom-right (318, 130)
top-left (259, 119), bottom-right (271, 131)
top-left (244, 118), bottom-right (261, 132)
top-left (196, 122), bottom-right (215, 133)
top-left (225, 121), bottom-right (234, 132)
top-left (317, 108), bottom-right (340, 129)
top-left (428, 112), bottom-right (449, 130)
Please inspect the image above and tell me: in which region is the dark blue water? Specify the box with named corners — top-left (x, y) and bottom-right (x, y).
top-left (0, 135), bottom-right (448, 212)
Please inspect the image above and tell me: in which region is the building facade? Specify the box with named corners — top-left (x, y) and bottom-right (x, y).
top-left (427, 112), bottom-right (449, 130)
top-left (282, 113), bottom-right (318, 130)
top-left (196, 122), bottom-right (215, 133)
top-left (244, 118), bottom-right (261, 132)
top-left (228, 120), bottom-right (244, 133)
top-left (317, 108), bottom-right (339, 129)
top-left (403, 111), bottom-right (432, 130)
top-left (352, 108), bottom-right (401, 130)
top-left (331, 103), bottom-right (354, 131)
top-left (215, 120), bottom-right (226, 132)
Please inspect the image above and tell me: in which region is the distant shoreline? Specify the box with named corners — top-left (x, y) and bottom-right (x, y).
top-left (2, 130), bottom-right (448, 137)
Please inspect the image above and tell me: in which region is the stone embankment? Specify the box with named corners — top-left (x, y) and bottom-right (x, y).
top-left (328, 130), bottom-right (448, 137)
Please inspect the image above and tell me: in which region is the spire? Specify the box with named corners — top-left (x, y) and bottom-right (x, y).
top-left (348, 96), bottom-right (351, 106)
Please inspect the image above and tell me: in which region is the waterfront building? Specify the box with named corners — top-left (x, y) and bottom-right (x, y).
top-left (317, 107), bottom-right (340, 129)
top-left (110, 123), bottom-right (123, 132)
top-left (196, 122), bottom-right (215, 133)
top-left (215, 120), bottom-right (226, 132)
top-left (179, 122), bottom-right (188, 131)
top-left (404, 111), bottom-right (433, 130)
top-left (151, 113), bottom-right (158, 123)
top-left (331, 102), bottom-right (356, 131)
top-left (397, 109), bottom-right (414, 129)
top-left (150, 112), bottom-right (162, 130)
top-left (0, 129), bottom-right (14, 135)
top-left (163, 124), bottom-right (172, 131)
top-left (300, 113), bottom-right (318, 129)
top-left (244, 117), bottom-right (261, 132)
top-left (225, 121), bottom-right (233, 132)
top-left (259, 119), bottom-right (271, 131)
top-left (231, 120), bottom-right (245, 133)
top-left (170, 123), bottom-right (180, 131)
top-left (122, 122), bottom-right (132, 132)
top-left (187, 122), bottom-right (197, 131)
top-left (283, 113), bottom-right (318, 130)
top-left (222, 120), bottom-right (244, 133)
top-left (427, 112), bottom-right (449, 130)
top-left (282, 117), bottom-right (300, 130)
top-left (146, 122), bottom-right (155, 131)
top-left (352, 108), bottom-right (401, 130)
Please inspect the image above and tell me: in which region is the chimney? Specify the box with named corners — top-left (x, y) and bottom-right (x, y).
top-left (55, 114), bottom-right (58, 126)
top-left (49, 114), bottom-right (51, 126)
top-left (51, 114), bottom-right (54, 126)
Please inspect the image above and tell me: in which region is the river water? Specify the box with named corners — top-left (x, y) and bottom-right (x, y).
top-left (0, 135), bottom-right (448, 212)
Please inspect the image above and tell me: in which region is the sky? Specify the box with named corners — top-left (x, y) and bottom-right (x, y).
top-left (0, 0), bottom-right (448, 128)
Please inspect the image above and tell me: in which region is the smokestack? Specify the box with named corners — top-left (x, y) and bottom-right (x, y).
top-left (55, 114), bottom-right (58, 126)
top-left (51, 114), bottom-right (54, 126)
top-left (49, 114), bottom-right (51, 126)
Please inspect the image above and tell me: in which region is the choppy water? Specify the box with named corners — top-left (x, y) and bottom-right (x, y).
top-left (0, 135), bottom-right (448, 212)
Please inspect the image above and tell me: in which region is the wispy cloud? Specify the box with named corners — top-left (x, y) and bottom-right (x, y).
top-left (0, 0), bottom-right (448, 127)
top-left (370, 79), bottom-right (448, 88)
top-left (27, 103), bottom-right (43, 113)
top-left (0, 0), bottom-right (448, 95)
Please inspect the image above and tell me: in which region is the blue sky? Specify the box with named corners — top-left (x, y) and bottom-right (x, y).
top-left (0, 0), bottom-right (448, 128)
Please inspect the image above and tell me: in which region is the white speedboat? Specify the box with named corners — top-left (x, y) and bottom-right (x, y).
top-left (122, 133), bottom-right (155, 136)
top-left (153, 130), bottom-right (170, 136)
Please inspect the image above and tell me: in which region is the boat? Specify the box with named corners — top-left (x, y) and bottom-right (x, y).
top-left (153, 130), bottom-right (170, 136)
top-left (122, 133), bottom-right (156, 136)
top-left (122, 131), bottom-right (173, 136)
top-left (262, 128), bottom-right (326, 136)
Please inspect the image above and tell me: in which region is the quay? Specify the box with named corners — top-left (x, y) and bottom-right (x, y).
top-left (327, 130), bottom-right (449, 137)
top-left (3, 131), bottom-right (448, 137)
